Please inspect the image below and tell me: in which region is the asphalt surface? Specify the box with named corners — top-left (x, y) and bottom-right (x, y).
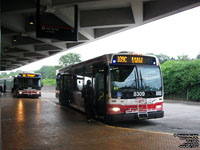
top-left (0, 86), bottom-right (200, 150)
top-left (114, 102), bottom-right (200, 134)
top-left (41, 86), bottom-right (200, 134)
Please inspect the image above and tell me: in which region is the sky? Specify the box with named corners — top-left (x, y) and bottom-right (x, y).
top-left (2, 6), bottom-right (200, 73)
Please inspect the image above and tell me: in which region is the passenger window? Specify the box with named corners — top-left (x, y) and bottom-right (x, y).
top-left (77, 75), bottom-right (84, 91)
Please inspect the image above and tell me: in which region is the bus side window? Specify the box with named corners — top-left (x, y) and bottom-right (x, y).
top-left (83, 76), bottom-right (92, 87)
top-left (77, 78), bottom-right (83, 91)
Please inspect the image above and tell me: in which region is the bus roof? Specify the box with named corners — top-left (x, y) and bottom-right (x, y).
top-left (58, 52), bottom-right (158, 74)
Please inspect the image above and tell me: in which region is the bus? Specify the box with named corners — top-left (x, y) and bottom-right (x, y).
top-left (12, 73), bottom-right (42, 98)
top-left (56, 52), bottom-right (164, 122)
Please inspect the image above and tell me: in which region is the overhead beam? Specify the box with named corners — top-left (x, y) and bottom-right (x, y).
top-left (27, 32), bottom-right (67, 50)
top-left (3, 48), bottom-right (28, 54)
top-left (143, 0), bottom-right (200, 21)
top-left (1, 14), bottom-right (25, 33)
top-left (24, 52), bottom-right (46, 57)
top-left (34, 44), bottom-right (62, 51)
top-left (130, 0), bottom-right (143, 24)
top-left (66, 42), bottom-right (84, 49)
top-left (95, 27), bottom-right (126, 38)
top-left (79, 28), bottom-right (94, 40)
top-left (1, 0), bottom-right (36, 14)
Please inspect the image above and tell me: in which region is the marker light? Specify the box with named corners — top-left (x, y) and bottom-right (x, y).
top-left (153, 61), bottom-right (156, 65)
top-left (110, 107), bottom-right (120, 112)
top-left (112, 59), bottom-right (117, 64)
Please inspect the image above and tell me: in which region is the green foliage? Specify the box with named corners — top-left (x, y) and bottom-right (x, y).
top-left (196, 53), bottom-right (200, 59)
top-left (0, 70), bottom-right (23, 78)
top-left (188, 86), bottom-right (200, 101)
top-left (59, 53), bottom-right (81, 67)
top-left (161, 59), bottom-right (200, 101)
top-left (177, 54), bottom-right (190, 60)
top-left (146, 53), bottom-right (171, 64)
top-left (0, 72), bottom-right (9, 78)
top-left (42, 79), bottom-right (56, 86)
top-left (34, 66), bottom-right (61, 79)
top-left (155, 53), bottom-right (171, 64)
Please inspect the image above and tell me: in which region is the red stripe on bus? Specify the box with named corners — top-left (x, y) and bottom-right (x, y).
top-left (107, 102), bottom-right (163, 114)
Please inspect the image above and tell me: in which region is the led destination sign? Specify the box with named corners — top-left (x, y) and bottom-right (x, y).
top-left (18, 74), bottom-right (41, 78)
top-left (112, 55), bottom-right (156, 65)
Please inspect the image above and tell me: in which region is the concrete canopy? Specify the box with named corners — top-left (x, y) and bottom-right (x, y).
top-left (1, 0), bottom-right (200, 71)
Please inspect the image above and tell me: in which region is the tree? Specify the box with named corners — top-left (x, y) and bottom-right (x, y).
top-left (161, 59), bottom-right (200, 101)
top-left (146, 53), bottom-right (170, 64)
top-left (196, 53), bottom-right (200, 59)
top-left (34, 66), bottom-right (61, 86)
top-left (155, 53), bottom-right (171, 64)
top-left (35, 66), bottom-right (60, 79)
top-left (177, 54), bottom-right (190, 60)
top-left (0, 70), bottom-right (23, 78)
top-left (0, 72), bottom-right (8, 78)
top-left (59, 53), bottom-right (81, 67)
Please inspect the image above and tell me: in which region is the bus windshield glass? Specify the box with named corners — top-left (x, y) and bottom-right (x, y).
top-left (137, 66), bottom-right (162, 91)
top-left (17, 78), bottom-right (41, 89)
top-left (110, 65), bottom-right (162, 99)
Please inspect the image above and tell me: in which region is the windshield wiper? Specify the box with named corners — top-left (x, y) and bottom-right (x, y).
top-left (134, 70), bottom-right (138, 89)
top-left (139, 70), bottom-right (144, 90)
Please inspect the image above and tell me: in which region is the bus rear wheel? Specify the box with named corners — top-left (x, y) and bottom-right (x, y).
top-left (59, 97), bottom-right (68, 106)
top-left (13, 91), bottom-right (19, 98)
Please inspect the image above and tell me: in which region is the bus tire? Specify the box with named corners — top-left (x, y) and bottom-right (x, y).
top-left (14, 91), bottom-right (19, 98)
top-left (59, 97), bottom-right (67, 106)
top-left (103, 114), bottom-right (111, 124)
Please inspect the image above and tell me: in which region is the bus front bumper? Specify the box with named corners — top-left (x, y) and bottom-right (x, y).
top-left (106, 111), bottom-right (164, 122)
top-left (17, 90), bottom-right (41, 97)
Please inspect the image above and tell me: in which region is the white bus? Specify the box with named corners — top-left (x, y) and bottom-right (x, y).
top-left (56, 52), bottom-right (164, 122)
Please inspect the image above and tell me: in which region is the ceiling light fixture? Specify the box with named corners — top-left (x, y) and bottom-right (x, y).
top-left (13, 36), bottom-right (17, 42)
top-left (29, 16), bottom-right (34, 25)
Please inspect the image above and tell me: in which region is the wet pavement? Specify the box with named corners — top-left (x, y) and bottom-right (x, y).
top-left (114, 102), bottom-right (200, 134)
top-left (0, 89), bottom-right (200, 150)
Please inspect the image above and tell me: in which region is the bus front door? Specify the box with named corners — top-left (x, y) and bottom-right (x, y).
top-left (59, 74), bottom-right (74, 106)
top-left (94, 67), bottom-right (107, 116)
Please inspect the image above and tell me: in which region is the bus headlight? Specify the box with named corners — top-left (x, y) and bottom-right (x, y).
top-left (19, 91), bottom-right (23, 94)
top-left (110, 107), bottom-right (120, 112)
top-left (156, 105), bottom-right (162, 109)
top-left (37, 91), bottom-right (40, 95)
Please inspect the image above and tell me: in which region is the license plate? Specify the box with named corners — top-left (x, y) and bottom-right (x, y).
top-left (125, 108), bottom-right (137, 114)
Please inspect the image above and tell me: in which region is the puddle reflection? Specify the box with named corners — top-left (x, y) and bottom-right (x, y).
top-left (16, 99), bottom-right (24, 123)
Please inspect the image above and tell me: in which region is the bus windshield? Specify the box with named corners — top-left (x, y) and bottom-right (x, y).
top-left (137, 66), bottom-right (162, 91)
top-left (17, 78), bottom-right (41, 89)
top-left (110, 65), bottom-right (162, 99)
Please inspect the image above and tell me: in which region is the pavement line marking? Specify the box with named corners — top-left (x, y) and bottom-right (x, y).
top-left (102, 123), bottom-right (173, 136)
top-left (42, 98), bottom-right (188, 136)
